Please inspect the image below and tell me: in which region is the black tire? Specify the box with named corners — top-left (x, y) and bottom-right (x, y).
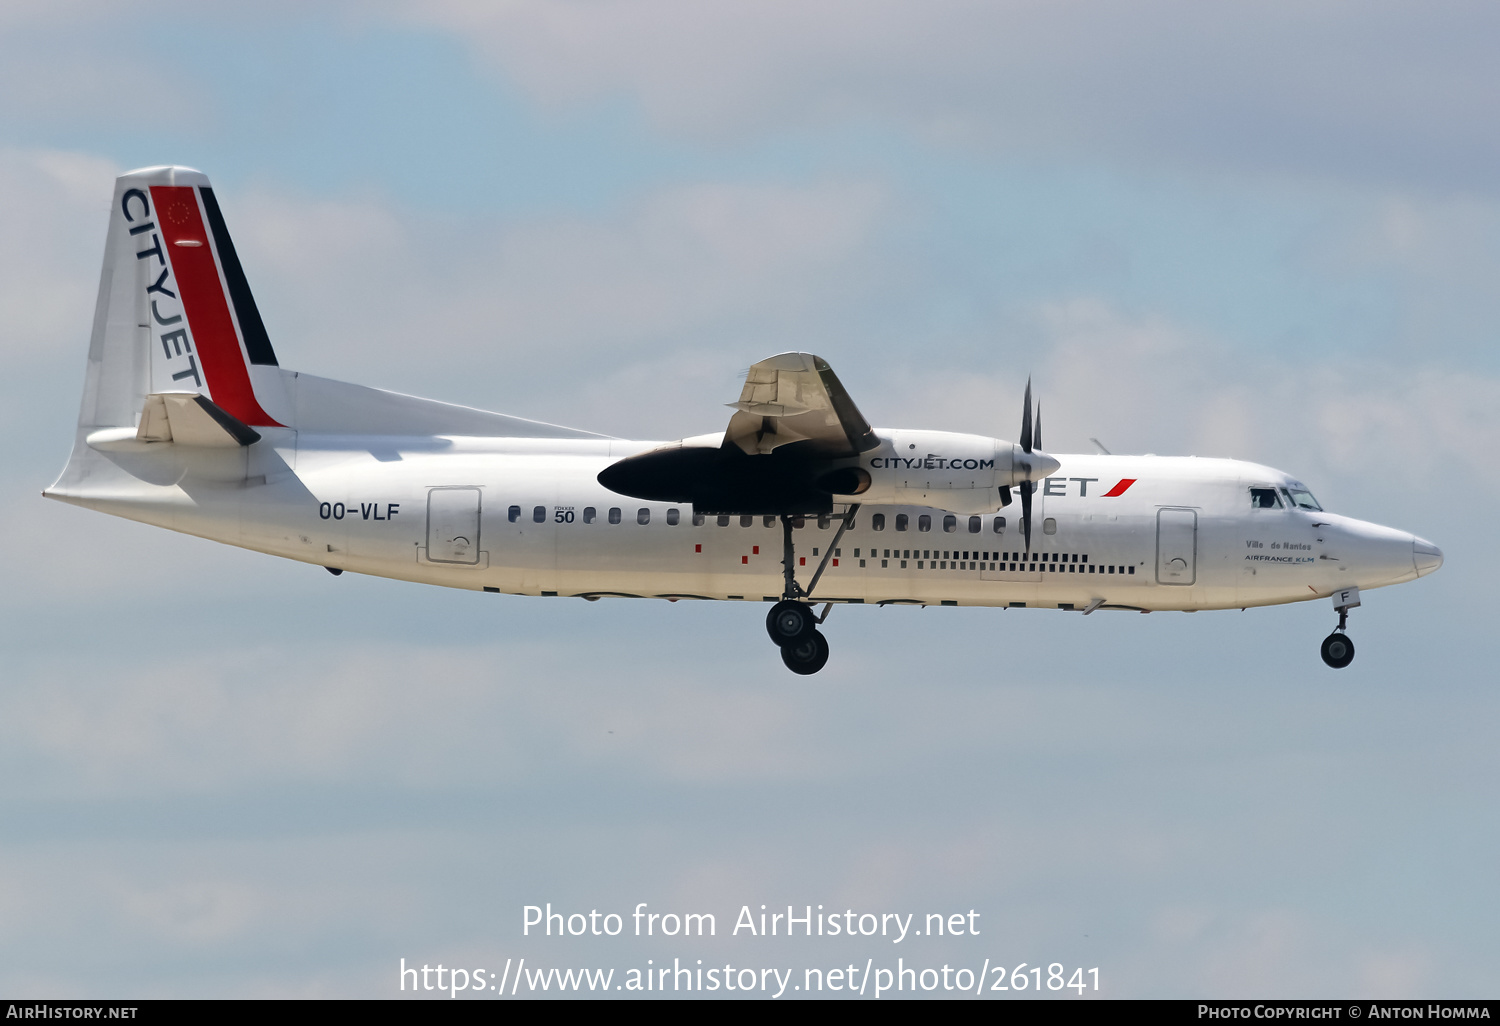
top-left (766, 601), bottom-right (816, 646)
top-left (780, 630), bottom-right (830, 675)
top-left (1320, 632), bottom-right (1355, 669)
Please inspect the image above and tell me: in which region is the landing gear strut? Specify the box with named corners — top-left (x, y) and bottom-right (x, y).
top-left (1320, 602), bottom-right (1356, 669)
top-left (764, 505), bottom-right (858, 675)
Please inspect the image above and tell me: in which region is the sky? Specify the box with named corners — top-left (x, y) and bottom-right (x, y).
top-left (0, 0), bottom-right (1495, 999)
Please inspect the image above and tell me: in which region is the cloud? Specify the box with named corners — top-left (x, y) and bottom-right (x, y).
top-left (0, 0), bottom-right (125, 30)
top-left (218, 163), bottom-right (1500, 479)
top-left (404, 0), bottom-right (1500, 193)
top-left (0, 148), bottom-right (119, 362)
top-left (874, 296), bottom-right (1500, 517)
top-left (1315, 193), bottom-right (1500, 355)
top-left (0, 637), bottom-right (851, 800)
top-left (1049, 300), bottom-right (1500, 501)
top-left (229, 176), bottom-right (888, 430)
top-left (0, 9), bottom-right (204, 131)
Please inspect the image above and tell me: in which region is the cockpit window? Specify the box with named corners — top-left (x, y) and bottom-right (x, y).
top-left (1250, 487), bottom-right (1282, 509)
top-left (1285, 487), bottom-right (1323, 511)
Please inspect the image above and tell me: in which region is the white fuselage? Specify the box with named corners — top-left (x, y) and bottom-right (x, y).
top-left (53, 428), bottom-right (1434, 613)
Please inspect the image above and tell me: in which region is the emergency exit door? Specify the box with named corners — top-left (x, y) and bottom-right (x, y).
top-left (1156, 508), bottom-right (1197, 585)
top-left (427, 487), bottom-right (481, 564)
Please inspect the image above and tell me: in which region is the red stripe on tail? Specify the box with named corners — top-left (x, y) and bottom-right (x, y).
top-left (1102, 478), bottom-right (1137, 497)
top-left (150, 186), bottom-right (281, 427)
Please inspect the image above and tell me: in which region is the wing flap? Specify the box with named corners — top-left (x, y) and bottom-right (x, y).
top-left (723, 352), bottom-right (877, 456)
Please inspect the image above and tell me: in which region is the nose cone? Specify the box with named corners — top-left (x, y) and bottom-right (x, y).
top-left (1413, 536), bottom-right (1444, 577)
top-left (1324, 514), bottom-right (1430, 588)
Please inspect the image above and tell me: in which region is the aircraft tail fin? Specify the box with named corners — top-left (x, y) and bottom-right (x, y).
top-left (49, 166), bottom-right (608, 504)
top-left (75, 165), bottom-right (289, 435)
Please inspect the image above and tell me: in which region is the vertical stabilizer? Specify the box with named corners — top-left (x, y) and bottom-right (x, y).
top-left (48, 166), bottom-right (294, 500)
top-left (76, 165), bottom-right (289, 434)
top-left (47, 165), bottom-right (608, 508)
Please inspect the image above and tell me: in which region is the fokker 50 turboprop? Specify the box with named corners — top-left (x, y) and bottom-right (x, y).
top-left (47, 167), bottom-right (1443, 674)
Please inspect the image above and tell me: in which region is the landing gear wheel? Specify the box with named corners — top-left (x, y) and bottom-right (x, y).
top-left (780, 630), bottom-right (830, 675)
top-left (1320, 632), bottom-right (1355, 669)
top-left (766, 601), bottom-right (816, 646)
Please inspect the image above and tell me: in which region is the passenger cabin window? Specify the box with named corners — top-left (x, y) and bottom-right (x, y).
top-left (667, 508), bottom-right (680, 525)
top-left (692, 512), bottom-right (705, 526)
top-left (608, 507), bottom-right (621, 524)
top-left (969, 516), bottom-right (981, 534)
top-left (918, 514), bottom-right (932, 532)
top-left (943, 514), bottom-right (957, 533)
top-left (1286, 487), bottom-right (1323, 511)
top-left (1042, 517), bottom-right (1057, 535)
top-left (872, 513), bottom-right (886, 531)
top-left (583, 507), bottom-right (596, 524)
top-left (637, 508), bottom-right (651, 525)
top-left (718, 515), bottom-right (731, 527)
top-left (993, 516), bottom-right (1006, 534)
top-left (895, 513), bottom-right (909, 532)
top-left (764, 516), bottom-right (776, 528)
top-left (817, 514), bottom-right (831, 530)
top-left (1250, 487), bottom-right (1282, 510)
top-left (532, 505), bottom-right (546, 523)
top-left (508, 505), bottom-right (521, 523)
top-left (742, 515), bottom-right (754, 527)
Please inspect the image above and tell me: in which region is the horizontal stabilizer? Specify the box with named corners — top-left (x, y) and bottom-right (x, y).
top-left (87, 392), bottom-right (261, 450)
top-left (144, 392), bottom-right (262, 446)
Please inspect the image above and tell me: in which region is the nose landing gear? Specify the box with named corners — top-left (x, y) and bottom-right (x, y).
top-left (1320, 629), bottom-right (1355, 669)
top-left (1320, 591), bottom-right (1358, 668)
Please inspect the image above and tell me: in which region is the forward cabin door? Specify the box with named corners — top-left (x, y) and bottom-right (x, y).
top-left (427, 486), bottom-right (482, 565)
top-left (1156, 508), bottom-right (1197, 585)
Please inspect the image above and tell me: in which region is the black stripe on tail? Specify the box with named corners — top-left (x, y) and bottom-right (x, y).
top-left (199, 186), bottom-right (278, 367)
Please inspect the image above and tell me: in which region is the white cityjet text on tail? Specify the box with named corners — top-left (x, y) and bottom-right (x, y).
top-left (46, 167), bottom-right (1443, 674)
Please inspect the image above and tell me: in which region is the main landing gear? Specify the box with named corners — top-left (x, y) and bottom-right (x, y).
top-left (765, 505), bottom-right (858, 675)
top-left (772, 611), bottom-right (830, 674)
top-left (1320, 595), bottom-right (1357, 669)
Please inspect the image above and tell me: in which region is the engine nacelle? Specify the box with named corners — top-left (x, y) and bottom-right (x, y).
top-left (829, 429), bottom-right (1058, 514)
top-left (598, 428), bottom-right (1059, 516)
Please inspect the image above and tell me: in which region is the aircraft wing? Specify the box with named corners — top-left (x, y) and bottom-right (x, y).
top-left (723, 352), bottom-right (878, 456)
top-left (597, 352), bottom-right (878, 514)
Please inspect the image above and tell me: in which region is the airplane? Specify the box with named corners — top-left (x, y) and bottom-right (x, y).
top-left (45, 166), bottom-right (1443, 675)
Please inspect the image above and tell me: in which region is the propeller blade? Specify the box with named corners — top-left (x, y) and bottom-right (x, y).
top-left (1021, 480), bottom-right (1032, 553)
top-left (1020, 378), bottom-right (1033, 453)
top-left (1034, 398), bottom-right (1041, 451)
top-left (998, 484), bottom-right (1012, 508)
